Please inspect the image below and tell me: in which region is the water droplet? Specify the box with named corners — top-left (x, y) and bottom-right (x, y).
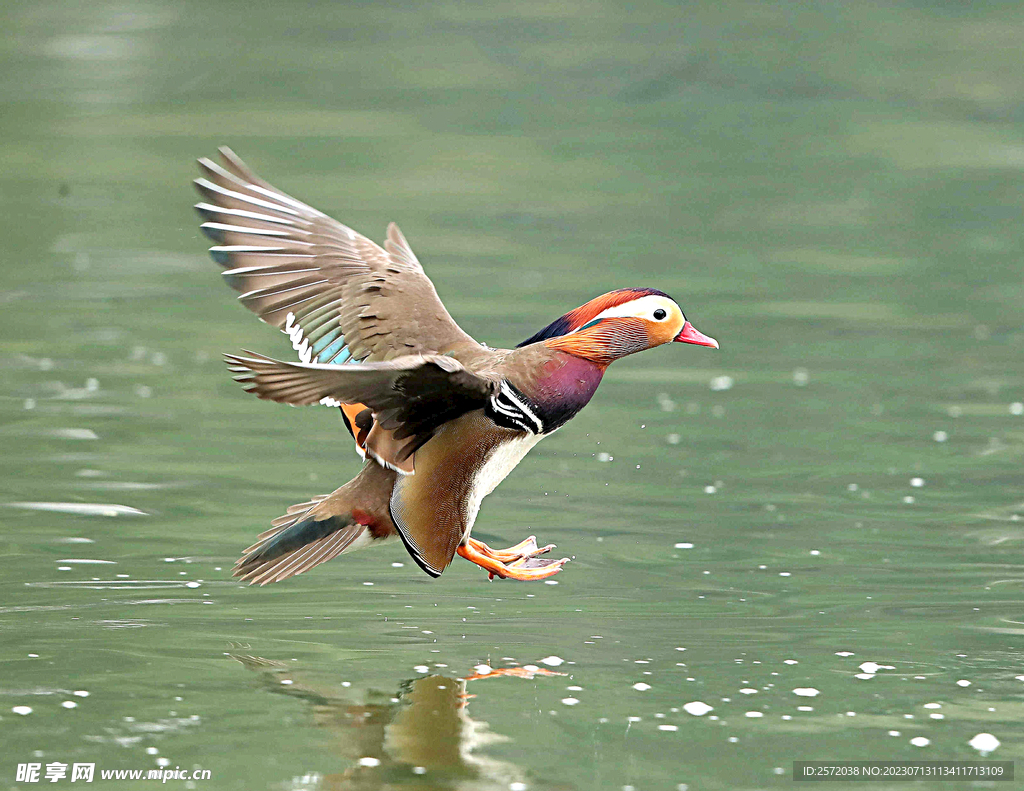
top-left (968, 733), bottom-right (1000, 753)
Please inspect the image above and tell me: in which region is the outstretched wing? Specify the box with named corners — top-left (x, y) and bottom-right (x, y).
top-left (225, 352), bottom-right (496, 468)
top-left (194, 147), bottom-right (481, 364)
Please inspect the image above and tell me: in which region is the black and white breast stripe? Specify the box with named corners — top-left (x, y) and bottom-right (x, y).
top-left (486, 381), bottom-right (545, 435)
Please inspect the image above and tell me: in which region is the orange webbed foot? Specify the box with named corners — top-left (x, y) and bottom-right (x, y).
top-left (457, 537), bottom-right (569, 581)
top-left (465, 535), bottom-right (555, 563)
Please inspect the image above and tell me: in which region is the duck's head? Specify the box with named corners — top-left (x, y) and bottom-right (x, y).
top-left (519, 288), bottom-right (718, 366)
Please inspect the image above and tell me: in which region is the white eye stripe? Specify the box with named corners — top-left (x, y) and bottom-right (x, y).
top-left (574, 295), bottom-right (684, 329)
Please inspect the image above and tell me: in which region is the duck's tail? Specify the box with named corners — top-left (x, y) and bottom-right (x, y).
top-left (232, 467), bottom-right (397, 585)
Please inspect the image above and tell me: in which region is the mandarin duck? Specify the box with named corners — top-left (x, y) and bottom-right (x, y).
top-left (194, 148), bottom-right (718, 585)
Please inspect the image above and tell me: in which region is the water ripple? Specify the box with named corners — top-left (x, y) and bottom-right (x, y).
top-left (6, 501), bottom-right (148, 516)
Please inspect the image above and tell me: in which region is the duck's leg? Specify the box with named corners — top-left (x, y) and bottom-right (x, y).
top-left (457, 540), bottom-right (569, 581)
top-left (464, 535), bottom-right (555, 563)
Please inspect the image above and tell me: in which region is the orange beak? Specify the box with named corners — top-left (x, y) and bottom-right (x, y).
top-left (674, 321), bottom-right (719, 349)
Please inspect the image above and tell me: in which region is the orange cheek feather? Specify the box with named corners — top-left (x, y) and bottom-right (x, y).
top-left (646, 319), bottom-right (682, 347)
top-left (545, 318), bottom-right (652, 364)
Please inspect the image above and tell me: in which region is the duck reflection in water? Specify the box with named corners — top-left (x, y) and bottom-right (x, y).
top-left (231, 653), bottom-right (566, 789)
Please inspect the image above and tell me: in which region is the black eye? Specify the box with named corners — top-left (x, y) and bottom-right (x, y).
top-left (653, 309), bottom-right (667, 320)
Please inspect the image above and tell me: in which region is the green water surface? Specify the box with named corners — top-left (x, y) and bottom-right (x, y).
top-left (2, 2), bottom-right (1024, 789)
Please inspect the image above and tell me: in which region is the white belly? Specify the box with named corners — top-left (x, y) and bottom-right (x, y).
top-left (464, 434), bottom-right (543, 534)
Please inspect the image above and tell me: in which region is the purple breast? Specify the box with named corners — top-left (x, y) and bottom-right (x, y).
top-left (529, 355), bottom-right (606, 432)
